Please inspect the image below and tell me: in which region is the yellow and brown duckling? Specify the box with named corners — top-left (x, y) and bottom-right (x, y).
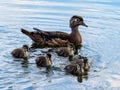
top-left (44, 43), bottom-right (75, 57)
top-left (65, 63), bottom-right (84, 76)
top-left (35, 53), bottom-right (52, 67)
top-left (11, 45), bottom-right (29, 59)
top-left (21, 15), bottom-right (88, 47)
top-left (71, 58), bottom-right (90, 71)
top-left (65, 56), bottom-right (90, 76)
top-left (56, 43), bottom-right (75, 57)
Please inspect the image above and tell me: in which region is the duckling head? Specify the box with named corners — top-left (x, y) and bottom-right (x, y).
top-left (67, 43), bottom-right (75, 61)
top-left (46, 53), bottom-right (51, 59)
top-left (67, 43), bottom-right (75, 54)
top-left (45, 53), bottom-right (52, 66)
top-left (70, 15), bottom-right (88, 28)
top-left (22, 45), bottom-right (29, 59)
top-left (76, 64), bottom-right (84, 76)
top-left (83, 58), bottom-right (90, 71)
top-left (22, 45), bottom-right (29, 51)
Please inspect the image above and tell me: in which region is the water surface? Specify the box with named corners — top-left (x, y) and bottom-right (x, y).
top-left (0, 0), bottom-right (120, 90)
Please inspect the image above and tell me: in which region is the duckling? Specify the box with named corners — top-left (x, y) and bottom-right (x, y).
top-left (21, 15), bottom-right (88, 47)
top-left (11, 45), bottom-right (29, 59)
top-left (70, 58), bottom-right (90, 71)
top-left (35, 53), bottom-right (52, 67)
top-left (64, 63), bottom-right (84, 76)
top-left (69, 54), bottom-right (90, 69)
top-left (55, 43), bottom-right (75, 57)
top-left (43, 43), bottom-right (75, 57)
top-left (65, 58), bottom-right (90, 76)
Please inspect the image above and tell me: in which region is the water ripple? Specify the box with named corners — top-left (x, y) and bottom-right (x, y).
top-left (0, 0), bottom-right (120, 89)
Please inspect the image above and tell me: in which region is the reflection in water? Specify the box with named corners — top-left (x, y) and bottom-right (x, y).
top-left (77, 72), bottom-right (89, 83)
top-left (0, 0), bottom-right (120, 89)
top-left (74, 45), bottom-right (82, 55)
top-left (21, 59), bottom-right (29, 68)
top-left (77, 75), bottom-right (83, 83)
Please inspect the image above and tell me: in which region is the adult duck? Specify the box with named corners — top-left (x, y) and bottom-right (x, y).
top-left (21, 15), bottom-right (88, 47)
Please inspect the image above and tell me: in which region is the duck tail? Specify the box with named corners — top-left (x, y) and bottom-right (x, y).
top-left (33, 28), bottom-right (43, 33)
top-left (21, 28), bottom-right (45, 46)
top-left (21, 28), bottom-right (32, 36)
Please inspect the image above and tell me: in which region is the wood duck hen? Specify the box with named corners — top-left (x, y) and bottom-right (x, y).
top-left (21, 15), bottom-right (88, 47)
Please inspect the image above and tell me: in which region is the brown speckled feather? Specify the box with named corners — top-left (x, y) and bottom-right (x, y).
top-left (21, 29), bottom-right (70, 47)
top-left (33, 28), bottom-right (69, 40)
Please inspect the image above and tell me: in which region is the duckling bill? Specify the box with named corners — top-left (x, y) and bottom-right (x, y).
top-left (11, 45), bottom-right (29, 59)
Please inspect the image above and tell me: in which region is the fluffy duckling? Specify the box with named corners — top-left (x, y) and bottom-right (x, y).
top-left (65, 63), bottom-right (84, 76)
top-left (55, 43), bottom-right (75, 57)
top-left (71, 58), bottom-right (90, 71)
top-left (70, 55), bottom-right (90, 71)
top-left (35, 53), bottom-right (52, 67)
top-left (42, 43), bottom-right (75, 57)
top-left (65, 55), bottom-right (90, 76)
top-left (11, 45), bottom-right (29, 59)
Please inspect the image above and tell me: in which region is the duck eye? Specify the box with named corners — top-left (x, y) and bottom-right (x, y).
top-left (74, 18), bottom-right (78, 22)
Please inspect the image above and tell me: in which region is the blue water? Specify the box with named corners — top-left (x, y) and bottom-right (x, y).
top-left (0, 0), bottom-right (120, 90)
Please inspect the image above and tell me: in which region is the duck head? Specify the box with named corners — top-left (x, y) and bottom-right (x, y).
top-left (70, 15), bottom-right (88, 29)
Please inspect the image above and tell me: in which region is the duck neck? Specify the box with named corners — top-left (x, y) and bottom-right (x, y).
top-left (71, 26), bottom-right (79, 33)
top-left (70, 26), bottom-right (81, 38)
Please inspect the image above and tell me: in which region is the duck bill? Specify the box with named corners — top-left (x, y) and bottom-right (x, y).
top-left (82, 22), bottom-right (88, 27)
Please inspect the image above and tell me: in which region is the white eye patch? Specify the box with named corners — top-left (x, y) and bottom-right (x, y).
top-left (70, 18), bottom-right (78, 24)
top-left (74, 18), bottom-right (78, 22)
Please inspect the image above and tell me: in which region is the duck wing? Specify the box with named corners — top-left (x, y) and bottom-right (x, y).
top-left (21, 28), bottom-right (70, 47)
top-left (33, 28), bottom-right (69, 40)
